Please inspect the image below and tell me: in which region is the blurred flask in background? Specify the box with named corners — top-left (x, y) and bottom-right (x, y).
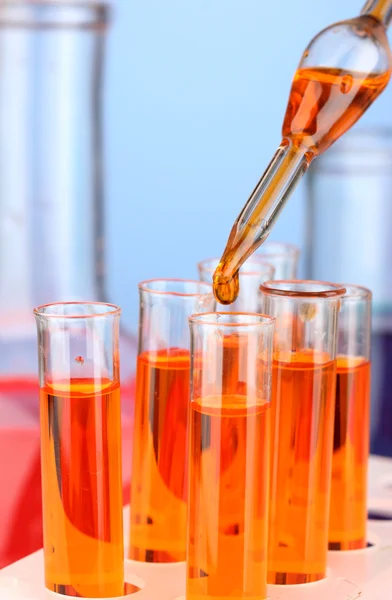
top-left (0, 0), bottom-right (136, 567)
top-left (306, 128), bottom-right (392, 457)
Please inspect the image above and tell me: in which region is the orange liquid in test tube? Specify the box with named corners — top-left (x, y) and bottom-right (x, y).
top-left (130, 348), bottom-right (190, 562)
top-left (329, 356), bottom-right (371, 550)
top-left (40, 379), bottom-right (124, 598)
top-left (187, 395), bottom-right (270, 600)
top-left (268, 351), bottom-right (336, 584)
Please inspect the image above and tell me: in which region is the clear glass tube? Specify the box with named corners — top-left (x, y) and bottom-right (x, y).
top-left (129, 280), bottom-right (215, 563)
top-left (260, 281), bottom-right (345, 584)
top-left (329, 284), bottom-right (372, 550)
top-left (0, 1), bottom-right (138, 410)
top-left (0, 0), bottom-right (109, 311)
top-left (0, 0), bottom-right (110, 424)
top-left (187, 312), bottom-right (274, 600)
top-left (34, 301), bottom-right (124, 598)
top-left (255, 242), bottom-right (299, 280)
top-left (198, 257), bottom-right (275, 312)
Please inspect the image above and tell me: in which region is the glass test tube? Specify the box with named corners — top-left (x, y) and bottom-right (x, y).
top-left (260, 281), bottom-right (345, 584)
top-left (256, 242), bottom-right (300, 280)
top-left (187, 313), bottom-right (274, 600)
top-left (129, 279), bottom-right (215, 563)
top-left (198, 257), bottom-right (275, 311)
top-left (329, 285), bottom-right (372, 550)
top-left (34, 302), bottom-right (124, 598)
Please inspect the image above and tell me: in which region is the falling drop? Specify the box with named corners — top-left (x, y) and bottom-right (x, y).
top-left (213, 270), bottom-right (240, 305)
top-left (75, 355), bottom-right (84, 366)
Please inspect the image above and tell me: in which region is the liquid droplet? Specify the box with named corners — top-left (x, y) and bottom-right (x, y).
top-left (213, 270), bottom-right (240, 305)
top-left (75, 356), bottom-right (84, 365)
top-left (340, 74), bottom-right (353, 94)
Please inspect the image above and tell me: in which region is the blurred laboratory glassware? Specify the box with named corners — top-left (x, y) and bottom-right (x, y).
top-left (306, 127), bottom-right (392, 456)
top-left (256, 242), bottom-right (300, 279)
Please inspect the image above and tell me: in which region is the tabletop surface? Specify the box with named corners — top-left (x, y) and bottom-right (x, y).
top-left (0, 455), bottom-right (391, 600)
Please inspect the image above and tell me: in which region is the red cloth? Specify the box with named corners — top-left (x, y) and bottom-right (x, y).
top-left (0, 377), bottom-right (135, 569)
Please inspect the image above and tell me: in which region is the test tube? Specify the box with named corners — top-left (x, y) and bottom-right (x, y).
top-left (34, 302), bottom-right (124, 598)
top-left (329, 284), bottom-right (372, 550)
top-left (198, 257), bottom-right (275, 311)
top-left (129, 279), bottom-right (215, 563)
top-left (187, 312), bottom-right (274, 600)
top-left (256, 242), bottom-right (300, 279)
top-left (260, 281), bottom-right (345, 584)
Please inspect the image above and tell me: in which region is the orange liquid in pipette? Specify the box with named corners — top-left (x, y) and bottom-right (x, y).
top-left (329, 356), bottom-right (371, 550)
top-left (283, 66), bottom-right (390, 155)
top-left (213, 271), bottom-right (240, 306)
top-left (213, 61), bottom-right (390, 305)
top-left (268, 352), bottom-right (336, 584)
top-left (40, 379), bottom-right (124, 598)
top-left (187, 395), bottom-right (270, 600)
top-left (129, 349), bottom-right (190, 562)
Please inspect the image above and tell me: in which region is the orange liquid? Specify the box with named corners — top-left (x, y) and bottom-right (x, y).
top-left (329, 356), bottom-right (371, 550)
top-left (187, 395), bottom-right (270, 600)
top-left (268, 352), bottom-right (336, 584)
top-left (129, 348), bottom-right (190, 562)
top-left (212, 270), bottom-right (240, 306)
top-left (283, 66), bottom-right (390, 156)
top-left (40, 378), bottom-right (124, 598)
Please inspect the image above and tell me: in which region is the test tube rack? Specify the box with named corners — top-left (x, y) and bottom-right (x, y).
top-left (1, 455), bottom-right (391, 600)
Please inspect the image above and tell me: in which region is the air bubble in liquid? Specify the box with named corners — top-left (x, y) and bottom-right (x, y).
top-left (340, 74), bottom-right (353, 94)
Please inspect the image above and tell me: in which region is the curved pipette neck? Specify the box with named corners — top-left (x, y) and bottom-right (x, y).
top-left (361, 0), bottom-right (392, 27)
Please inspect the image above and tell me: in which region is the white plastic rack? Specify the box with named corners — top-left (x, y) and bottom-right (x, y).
top-left (1, 456), bottom-right (391, 600)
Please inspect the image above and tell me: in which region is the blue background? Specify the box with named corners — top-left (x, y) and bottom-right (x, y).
top-left (104, 0), bottom-right (392, 328)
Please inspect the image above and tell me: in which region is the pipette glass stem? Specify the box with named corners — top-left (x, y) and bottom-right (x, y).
top-left (361, 0), bottom-right (392, 26)
top-left (214, 139), bottom-right (312, 283)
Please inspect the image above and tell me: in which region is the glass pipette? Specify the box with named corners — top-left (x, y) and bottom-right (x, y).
top-left (213, 0), bottom-right (392, 304)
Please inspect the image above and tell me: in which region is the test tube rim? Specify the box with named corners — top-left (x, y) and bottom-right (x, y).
top-left (138, 278), bottom-right (213, 298)
top-left (197, 256), bottom-right (276, 277)
top-left (0, 0), bottom-right (110, 29)
top-left (189, 311), bottom-right (275, 328)
top-left (33, 300), bottom-right (121, 320)
top-left (339, 283), bottom-right (372, 301)
top-left (0, 0), bottom-right (109, 10)
top-left (255, 241), bottom-right (300, 259)
top-left (260, 279), bottom-right (346, 299)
